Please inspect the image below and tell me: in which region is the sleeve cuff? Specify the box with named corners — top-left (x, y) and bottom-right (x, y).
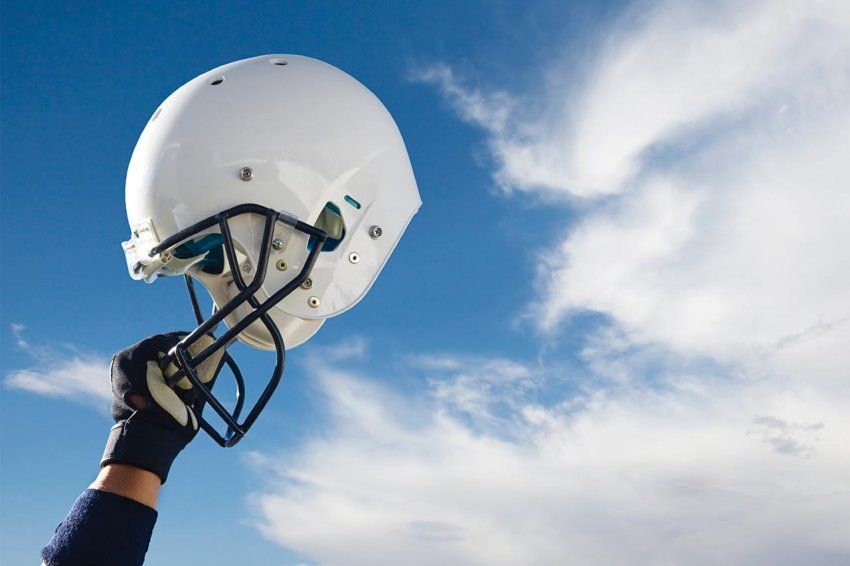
top-left (41, 489), bottom-right (158, 566)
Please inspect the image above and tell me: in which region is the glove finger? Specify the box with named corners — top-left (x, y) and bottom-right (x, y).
top-left (146, 361), bottom-right (190, 427)
top-left (163, 334), bottom-right (225, 390)
top-left (188, 334), bottom-right (225, 385)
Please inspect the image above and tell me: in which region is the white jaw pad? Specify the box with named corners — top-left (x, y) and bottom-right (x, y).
top-left (194, 273), bottom-right (326, 351)
top-left (221, 280), bottom-right (325, 350)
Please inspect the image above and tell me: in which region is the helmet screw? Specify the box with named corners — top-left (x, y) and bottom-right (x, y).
top-left (239, 167), bottom-right (254, 181)
top-left (275, 259), bottom-right (288, 271)
top-left (349, 252), bottom-right (360, 264)
top-left (272, 238), bottom-right (286, 250)
top-left (307, 296), bottom-right (320, 308)
top-left (369, 225), bottom-right (383, 239)
top-left (300, 277), bottom-right (313, 290)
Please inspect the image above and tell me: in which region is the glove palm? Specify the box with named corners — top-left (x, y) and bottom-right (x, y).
top-left (101, 332), bottom-right (225, 483)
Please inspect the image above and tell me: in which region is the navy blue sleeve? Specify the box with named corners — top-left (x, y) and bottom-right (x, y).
top-left (41, 489), bottom-right (158, 566)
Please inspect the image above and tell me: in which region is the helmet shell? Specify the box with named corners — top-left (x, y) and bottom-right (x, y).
top-left (125, 55), bottom-right (421, 348)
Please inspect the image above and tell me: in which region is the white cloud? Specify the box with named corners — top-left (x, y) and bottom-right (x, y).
top-left (244, 1), bottom-right (850, 564)
top-left (418, 0), bottom-right (850, 371)
top-left (247, 345), bottom-right (850, 565)
top-left (4, 325), bottom-right (111, 410)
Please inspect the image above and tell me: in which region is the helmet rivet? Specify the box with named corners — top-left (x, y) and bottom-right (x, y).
top-left (272, 238), bottom-right (286, 250)
top-left (300, 277), bottom-right (313, 290)
top-left (369, 225), bottom-right (383, 239)
top-left (239, 167), bottom-right (254, 181)
top-left (349, 252), bottom-right (360, 264)
top-left (308, 296), bottom-right (320, 308)
top-left (275, 259), bottom-right (288, 271)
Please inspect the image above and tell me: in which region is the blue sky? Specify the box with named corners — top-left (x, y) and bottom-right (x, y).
top-left (3, 1), bottom-right (850, 565)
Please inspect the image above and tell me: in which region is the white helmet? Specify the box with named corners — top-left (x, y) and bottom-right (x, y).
top-left (122, 55), bottom-right (421, 445)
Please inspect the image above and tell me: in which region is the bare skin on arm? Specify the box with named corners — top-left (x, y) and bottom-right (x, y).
top-left (90, 465), bottom-right (161, 510)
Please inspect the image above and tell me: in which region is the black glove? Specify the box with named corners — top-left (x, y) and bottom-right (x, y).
top-left (100, 332), bottom-right (225, 483)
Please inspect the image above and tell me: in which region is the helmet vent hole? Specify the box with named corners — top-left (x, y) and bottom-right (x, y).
top-left (270, 58), bottom-right (288, 66)
top-left (150, 107), bottom-right (162, 122)
top-left (344, 195), bottom-right (361, 209)
top-left (210, 75), bottom-right (225, 86)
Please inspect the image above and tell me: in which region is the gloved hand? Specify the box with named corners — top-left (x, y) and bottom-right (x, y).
top-left (100, 332), bottom-right (225, 483)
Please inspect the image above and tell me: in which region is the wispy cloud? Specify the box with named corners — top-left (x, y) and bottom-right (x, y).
top-left (415, 1), bottom-right (850, 198)
top-left (246, 342), bottom-right (850, 565)
top-left (416, 0), bottom-right (850, 369)
top-left (4, 324), bottom-right (111, 411)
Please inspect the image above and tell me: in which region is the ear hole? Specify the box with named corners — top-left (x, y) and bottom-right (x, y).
top-left (172, 234), bottom-right (225, 275)
top-left (308, 202), bottom-right (346, 252)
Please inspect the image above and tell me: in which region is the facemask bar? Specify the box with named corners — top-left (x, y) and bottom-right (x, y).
top-left (184, 275), bottom-right (245, 440)
top-left (150, 203), bottom-right (327, 447)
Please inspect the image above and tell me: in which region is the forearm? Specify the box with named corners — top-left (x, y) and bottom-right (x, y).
top-left (42, 333), bottom-right (214, 565)
top-left (41, 466), bottom-right (160, 566)
top-left (90, 464), bottom-right (162, 508)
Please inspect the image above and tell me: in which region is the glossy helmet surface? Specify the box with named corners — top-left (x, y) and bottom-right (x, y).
top-left (122, 55), bottom-right (421, 445)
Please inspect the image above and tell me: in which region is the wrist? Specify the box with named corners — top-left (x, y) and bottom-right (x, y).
top-left (101, 418), bottom-right (188, 484)
top-left (91, 464), bottom-right (161, 509)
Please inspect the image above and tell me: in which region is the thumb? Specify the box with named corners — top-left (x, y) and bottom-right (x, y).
top-left (146, 361), bottom-right (198, 430)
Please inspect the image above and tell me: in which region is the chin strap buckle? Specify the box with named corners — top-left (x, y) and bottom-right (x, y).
top-left (123, 218), bottom-right (162, 282)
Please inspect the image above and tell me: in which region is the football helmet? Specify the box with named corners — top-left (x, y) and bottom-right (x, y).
top-left (122, 55), bottom-right (421, 446)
